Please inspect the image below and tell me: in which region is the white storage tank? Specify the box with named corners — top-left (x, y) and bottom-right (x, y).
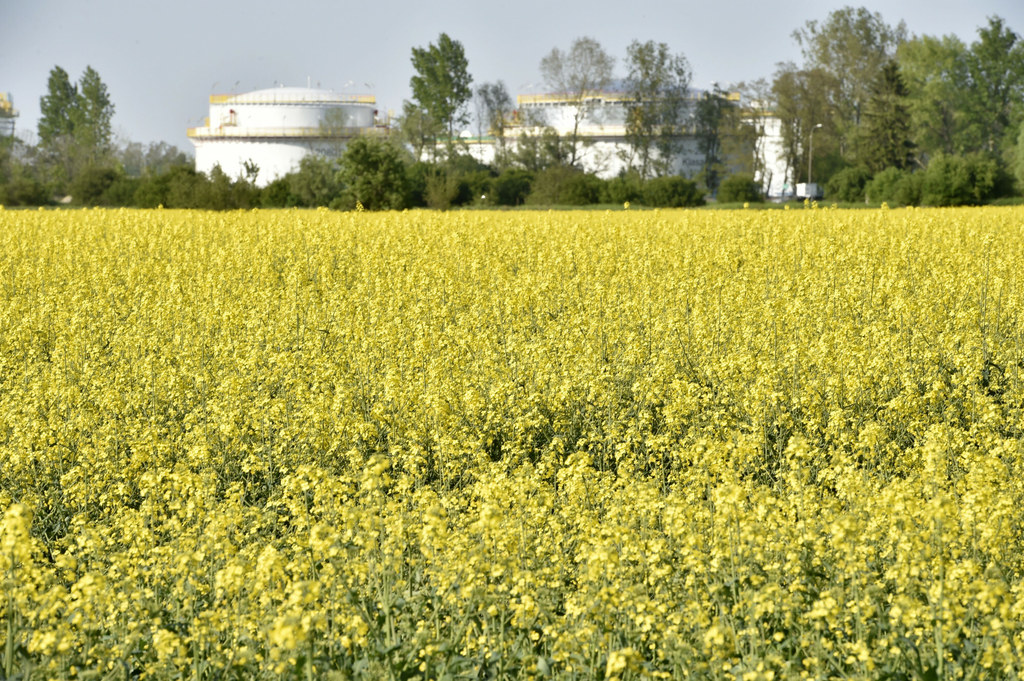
top-left (187, 86), bottom-right (381, 186)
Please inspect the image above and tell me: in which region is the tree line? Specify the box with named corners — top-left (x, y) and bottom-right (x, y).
top-left (0, 65), bottom-right (190, 207)
top-left (398, 32), bottom-right (753, 200)
top-left (2, 6), bottom-right (1022, 209)
top-left (767, 7), bottom-right (1024, 204)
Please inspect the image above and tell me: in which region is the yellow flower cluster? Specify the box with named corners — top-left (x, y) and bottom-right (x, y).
top-left (2, 206), bottom-right (1024, 679)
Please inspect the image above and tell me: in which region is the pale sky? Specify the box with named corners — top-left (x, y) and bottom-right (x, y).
top-left (3, 0), bottom-right (1022, 152)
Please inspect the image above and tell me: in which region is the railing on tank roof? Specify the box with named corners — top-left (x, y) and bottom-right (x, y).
top-left (517, 91), bottom-right (741, 106)
top-left (504, 124), bottom-right (700, 137)
top-left (187, 125), bottom-right (385, 139)
top-left (208, 93), bottom-right (376, 105)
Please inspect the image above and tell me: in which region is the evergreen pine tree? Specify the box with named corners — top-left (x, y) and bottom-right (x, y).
top-left (859, 60), bottom-right (915, 172)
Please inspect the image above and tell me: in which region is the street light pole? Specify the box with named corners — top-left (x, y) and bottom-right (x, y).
top-left (808, 123), bottom-right (823, 188)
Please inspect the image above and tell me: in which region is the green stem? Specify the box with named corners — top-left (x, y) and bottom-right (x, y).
top-left (5, 588), bottom-right (14, 681)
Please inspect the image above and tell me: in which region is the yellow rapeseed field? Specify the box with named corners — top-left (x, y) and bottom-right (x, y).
top-left (1, 206), bottom-right (1024, 680)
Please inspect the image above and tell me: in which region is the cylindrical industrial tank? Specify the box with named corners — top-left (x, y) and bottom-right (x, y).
top-left (207, 87), bottom-right (375, 130)
top-left (188, 86), bottom-right (380, 186)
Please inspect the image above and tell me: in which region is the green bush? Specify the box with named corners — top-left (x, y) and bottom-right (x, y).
top-left (400, 159), bottom-right (495, 210)
top-left (456, 169), bottom-right (494, 206)
top-left (921, 153), bottom-right (999, 206)
top-left (561, 172), bottom-right (603, 205)
top-left (894, 172), bottom-right (924, 206)
top-left (441, 154), bottom-right (494, 207)
top-left (1015, 122), bottom-right (1024, 194)
top-left (641, 176), bottom-right (704, 208)
top-left (287, 156), bottom-right (342, 207)
top-left (824, 167), bottom-right (870, 203)
top-left (527, 167), bottom-right (602, 206)
top-left (601, 172), bottom-right (643, 205)
top-left (865, 167), bottom-right (905, 204)
top-left (0, 162), bottom-right (50, 206)
top-left (196, 165), bottom-right (237, 210)
top-left (336, 137), bottom-right (409, 210)
top-left (718, 172), bottom-right (764, 203)
top-left (161, 166), bottom-right (204, 208)
top-left (260, 178), bottom-right (295, 208)
top-left (132, 171), bottom-right (173, 208)
top-left (865, 167), bottom-right (926, 206)
top-left (424, 169), bottom-right (462, 210)
top-left (102, 176), bottom-right (141, 207)
top-left (130, 164), bottom-right (258, 210)
top-left (491, 169), bottom-right (533, 206)
top-left (404, 162), bottom-right (431, 208)
top-left (71, 165), bottom-right (121, 206)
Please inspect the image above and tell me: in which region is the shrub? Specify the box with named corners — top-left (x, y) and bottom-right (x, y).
top-left (527, 167), bottom-right (602, 206)
top-left (71, 165), bottom-right (121, 206)
top-left (163, 166), bottom-right (205, 208)
top-left (404, 162), bottom-right (431, 208)
top-left (260, 178), bottom-right (295, 208)
top-left (456, 169), bottom-right (494, 206)
top-left (102, 176), bottom-right (141, 207)
top-left (641, 176), bottom-right (704, 208)
top-left (561, 172), bottom-right (603, 206)
top-left (865, 167), bottom-right (905, 204)
top-left (0, 162), bottom-right (49, 206)
top-left (440, 154), bottom-right (494, 207)
top-left (424, 169), bottom-right (462, 210)
top-left (197, 165), bottom-right (237, 210)
top-left (824, 167), bottom-right (871, 203)
top-left (893, 172), bottom-right (924, 206)
top-left (718, 172), bottom-right (764, 203)
top-left (336, 137), bottom-right (409, 211)
top-left (491, 169), bottom-right (533, 206)
top-left (132, 171), bottom-right (172, 208)
top-left (921, 153), bottom-right (999, 206)
top-left (865, 167), bottom-right (926, 206)
top-left (287, 156), bottom-right (342, 207)
top-left (1015, 122), bottom-right (1024, 194)
top-left (601, 172), bottom-right (643, 205)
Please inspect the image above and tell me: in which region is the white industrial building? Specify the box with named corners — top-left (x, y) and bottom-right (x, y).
top-left (507, 87), bottom-right (712, 178)
top-left (751, 113), bottom-right (792, 199)
top-left (463, 86), bottom-right (791, 198)
top-left (190, 83), bottom-right (792, 198)
top-left (187, 86), bottom-right (382, 186)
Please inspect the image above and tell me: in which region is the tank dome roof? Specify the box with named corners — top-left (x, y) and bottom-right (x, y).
top-left (220, 87), bottom-right (370, 104)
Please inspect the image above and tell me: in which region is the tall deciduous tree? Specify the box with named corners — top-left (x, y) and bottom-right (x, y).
top-left (693, 85), bottom-right (757, 195)
top-left (737, 78), bottom-right (776, 192)
top-left (793, 6), bottom-right (906, 156)
top-left (899, 16), bottom-right (1023, 162)
top-left (75, 66), bottom-right (115, 165)
top-left (964, 16), bottom-right (1024, 155)
top-left (897, 34), bottom-right (971, 161)
top-left (475, 81), bottom-right (513, 166)
top-left (772, 63), bottom-right (837, 188)
top-left (410, 33), bottom-right (473, 156)
top-left (539, 36), bottom-right (614, 168)
top-left (397, 100), bottom-right (443, 162)
top-left (38, 65), bottom-right (116, 188)
top-left (694, 87), bottom-right (725, 194)
top-left (622, 40), bottom-right (691, 179)
top-left (38, 66), bottom-right (78, 149)
top-left (1013, 121), bottom-right (1024, 190)
top-left (38, 66), bottom-right (80, 185)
